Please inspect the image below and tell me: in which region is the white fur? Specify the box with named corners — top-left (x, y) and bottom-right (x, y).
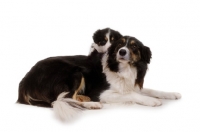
top-left (100, 53), bottom-right (181, 107)
top-left (52, 92), bottom-right (102, 120)
top-left (135, 87), bottom-right (182, 99)
top-left (101, 54), bottom-right (137, 94)
top-left (52, 92), bottom-right (81, 120)
top-left (100, 89), bottom-right (162, 106)
top-left (81, 102), bottom-right (103, 109)
top-left (117, 47), bottom-right (130, 63)
top-left (89, 44), bottom-right (95, 55)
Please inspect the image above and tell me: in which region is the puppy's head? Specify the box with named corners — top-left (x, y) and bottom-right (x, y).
top-left (91, 28), bottom-right (122, 53)
top-left (107, 36), bottom-right (152, 71)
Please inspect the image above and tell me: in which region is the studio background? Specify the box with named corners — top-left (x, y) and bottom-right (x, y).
top-left (0, 0), bottom-right (200, 132)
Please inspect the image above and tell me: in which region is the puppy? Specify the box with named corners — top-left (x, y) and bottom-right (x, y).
top-left (99, 36), bottom-right (181, 106)
top-left (90, 28), bottom-right (122, 54)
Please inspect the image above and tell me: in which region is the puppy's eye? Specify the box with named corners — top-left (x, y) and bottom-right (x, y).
top-left (99, 40), bottom-right (106, 45)
top-left (111, 37), bottom-right (114, 41)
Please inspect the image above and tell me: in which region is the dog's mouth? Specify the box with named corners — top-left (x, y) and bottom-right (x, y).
top-left (117, 56), bottom-right (130, 63)
top-left (118, 57), bottom-right (127, 61)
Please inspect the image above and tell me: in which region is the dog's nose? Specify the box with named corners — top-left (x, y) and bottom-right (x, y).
top-left (119, 49), bottom-right (126, 56)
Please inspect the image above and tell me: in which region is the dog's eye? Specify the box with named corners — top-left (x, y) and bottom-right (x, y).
top-left (105, 37), bottom-right (108, 41)
top-left (132, 45), bottom-right (137, 49)
top-left (111, 37), bottom-right (114, 41)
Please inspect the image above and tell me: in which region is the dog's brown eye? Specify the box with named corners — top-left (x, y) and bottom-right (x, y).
top-left (105, 37), bottom-right (108, 41)
top-left (132, 45), bottom-right (137, 49)
top-left (111, 37), bottom-right (114, 41)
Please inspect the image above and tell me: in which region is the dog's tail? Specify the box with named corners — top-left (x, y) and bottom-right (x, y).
top-left (52, 92), bottom-right (103, 120)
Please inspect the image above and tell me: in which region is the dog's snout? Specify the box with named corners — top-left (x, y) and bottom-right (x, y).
top-left (119, 49), bottom-right (127, 56)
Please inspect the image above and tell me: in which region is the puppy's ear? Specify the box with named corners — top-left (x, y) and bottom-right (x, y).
top-left (141, 46), bottom-right (152, 64)
top-left (92, 29), bottom-right (101, 43)
top-left (113, 31), bottom-right (122, 41)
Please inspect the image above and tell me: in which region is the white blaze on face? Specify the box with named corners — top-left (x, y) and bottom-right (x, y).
top-left (93, 30), bottom-right (111, 53)
top-left (117, 47), bottom-right (130, 63)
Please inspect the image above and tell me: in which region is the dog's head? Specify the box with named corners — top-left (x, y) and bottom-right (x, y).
top-left (107, 36), bottom-right (152, 72)
top-left (91, 28), bottom-right (122, 53)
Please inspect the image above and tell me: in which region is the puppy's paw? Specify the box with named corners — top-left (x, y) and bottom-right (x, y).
top-left (140, 98), bottom-right (162, 107)
top-left (161, 92), bottom-right (182, 100)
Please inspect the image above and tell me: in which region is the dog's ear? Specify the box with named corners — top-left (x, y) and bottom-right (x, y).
top-left (107, 43), bottom-right (119, 72)
top-left (141, 46), bottom-right (152, 64)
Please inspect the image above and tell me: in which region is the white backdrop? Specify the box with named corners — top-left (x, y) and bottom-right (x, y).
top-left (0, 0), bottom-right (200, 132)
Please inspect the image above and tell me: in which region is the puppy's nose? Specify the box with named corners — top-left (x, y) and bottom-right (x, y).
top-left (119, 49), bottom-right (126, 56)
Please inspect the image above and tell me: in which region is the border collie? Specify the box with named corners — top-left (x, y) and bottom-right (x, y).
top-left (52, 36), bottom-right (181, 119)
top-left (17, 30), bottom-right (181, 120)
top-left (17, 28), bottom-right (122, 118)
top-left (99, 36), bottom-right (181, 106)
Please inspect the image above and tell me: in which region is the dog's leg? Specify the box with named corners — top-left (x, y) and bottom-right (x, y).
top-left (100, 90), bottom-right (162, 107)
top-left (60, 96), bottom-right (102, 109)
top-left (135, 87), bottom-right (181, 100)
top-left (71, 76), bottom-right (91, 102)
top-left (76, 95), bottom-right (91, 102)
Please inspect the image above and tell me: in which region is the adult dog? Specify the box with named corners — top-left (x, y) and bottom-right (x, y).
top-left (17, 28), bottom-right (122, 119)
top-left (17, 30), bottom-right (181, 120)
top-left (99, 36), bottom-right (181, 106)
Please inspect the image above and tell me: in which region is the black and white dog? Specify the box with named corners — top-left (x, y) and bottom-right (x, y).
top-left (17, 29), bottom-right (181, 120)
top-left (90, 28), bottom-right (122, 54)
top-left (99, 36), bottom-right (181, 106)
top-left (17, 28), bottom-right (122, 118)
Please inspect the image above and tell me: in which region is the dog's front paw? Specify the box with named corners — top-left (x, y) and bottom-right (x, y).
top-left (139, 98), bottom-right (162, 107)
top-left (123, 101), bottom-right (135, 105)
top-left (161, 92), bottom-right (182, 100)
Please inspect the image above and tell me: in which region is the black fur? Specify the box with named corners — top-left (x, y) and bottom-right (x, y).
top-left (106, 38), bottom-right (124, 72)
top-left (93, 28), bottom-right (122, 46)
top-left (17, 31), bottom-right (151, 108)
top-left (141, 46), bottom-right (152, 64)
top-left (17, 28), bottom-right (122, 107)
top-left (107, 36), bottom-right (152, 88)
top-left (18, 57), bottom-right (84, 107)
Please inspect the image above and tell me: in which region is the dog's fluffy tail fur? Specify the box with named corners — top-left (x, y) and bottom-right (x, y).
top-left (52, 92), bottom-right (103, 120)
top-left (52, 92), bottom-right (83, 120)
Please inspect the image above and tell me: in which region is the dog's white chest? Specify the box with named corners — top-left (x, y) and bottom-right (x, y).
top-left (104, 64), bottom-right (137, 94)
